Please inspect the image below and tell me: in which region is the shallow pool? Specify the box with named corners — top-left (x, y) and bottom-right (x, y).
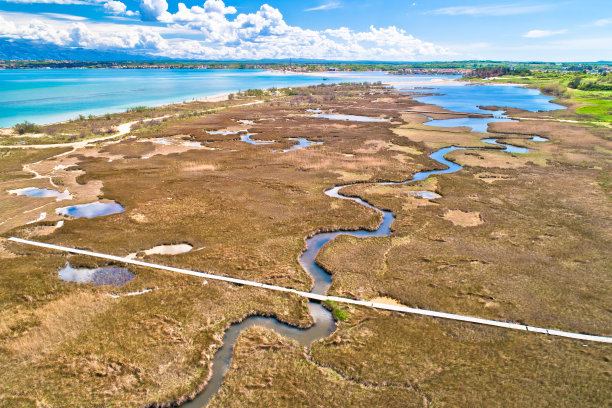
top-left (240, 134), bottom-right (273, 145)
top-left (8, 187), bottom-right (71, 200)
top-left (56, 201), bottom-right (124, 219)
top-left (59, 262), bottom-right (135, 286)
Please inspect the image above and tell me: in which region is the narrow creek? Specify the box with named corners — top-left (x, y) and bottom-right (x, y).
top-left (183, 136), bottom-right (535, 407)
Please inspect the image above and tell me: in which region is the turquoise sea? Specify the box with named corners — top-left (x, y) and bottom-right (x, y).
top-left (0, 69), bottom-right (356, 127)
top-left (0, 69), bottom-right (562, 127)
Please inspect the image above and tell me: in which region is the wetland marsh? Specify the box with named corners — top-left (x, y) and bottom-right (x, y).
top-left (1, 79), bottom-right (610, 408)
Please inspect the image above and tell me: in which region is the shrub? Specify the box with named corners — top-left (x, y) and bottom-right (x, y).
top-left (14, 121), bottom-right (41, 135)
top-left (568, 76), bottom-right (582, 89)
top-left (244, 88), bottom-right (265, 97)
top-left (539, 82), bottom-right (567, 97)
top-left (324, 300), bottom-right (349, 321)
top-left (126, 106), bottom-right (148, 113)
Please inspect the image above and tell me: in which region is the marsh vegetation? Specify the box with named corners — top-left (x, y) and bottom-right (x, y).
top-left (0, 82), bottom-right (610, 407)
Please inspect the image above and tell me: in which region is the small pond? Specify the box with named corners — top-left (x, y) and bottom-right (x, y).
top-left (9, 187), bottom-right (71, 200)
top-left (59, 262), bottom-right (135, 286)
top-left (424, 115), bottom-right (515, 133)
top-left (240, 134), bottom-right (273, 145)
top-left (282, 138), bottom-right (322, 152)
top-left (410, 191), bottom-right (441, 199)
top-left (56, 201), bottom-right (124, 219)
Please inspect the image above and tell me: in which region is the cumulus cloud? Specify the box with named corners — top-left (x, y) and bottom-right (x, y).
top-left (0, 1), bottom-right (450, 60)
top-left (155, 1), bottom-right (291, 45)
top-left (131, 0), bottom-right (448, 59)
top-left (0, 14), bottom-right (166, 50)
top-left (103, 0), bottom-right (139, 16)
top-left (139, 0), bottom-right (168, 20)
top-left (523, 29), bottom-right (567, 38)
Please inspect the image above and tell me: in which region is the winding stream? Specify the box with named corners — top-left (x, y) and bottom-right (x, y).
top-left (184, 136), bottom-right (536, 407)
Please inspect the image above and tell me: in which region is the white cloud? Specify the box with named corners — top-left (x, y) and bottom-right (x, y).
top-left (136, 0), bottom-right (448, 59)
top-left (139, 0), bottom-right (168, 20)
top-left (103, 0), bottom-right (139, 16)
top-left (523, 29), bottom-right (567, 38)
top-left (305, 1), bottom-right (341, 12)
top-left (104, 0), bottom-right (125, 14)
top-left (429, 3), bottom-right (551, 16)
top-left (0, 1), bottom-right (451, 61)
top-left (0, 13), bottom-right (167, 50)
top-left (594, 18), bottom-right (612, 27)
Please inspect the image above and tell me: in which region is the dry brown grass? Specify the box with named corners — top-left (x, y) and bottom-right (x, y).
top-left (210, 326), bottom-right (423, 408)
top-left (443, 209), bottom-right (484, 227)
top-left (1, 82), bottom-right (610, 407)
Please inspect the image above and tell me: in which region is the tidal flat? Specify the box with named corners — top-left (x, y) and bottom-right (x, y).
top-left (0, 82), bottom-right (610, 407)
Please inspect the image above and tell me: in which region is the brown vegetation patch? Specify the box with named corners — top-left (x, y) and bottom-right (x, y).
top-left (1, 82), bottom-right (611, 407)
top-left (391, 126), bottom-right (486, 149)
top-left (475, 172), bottom-right (516, 183)
top-left (448, 149), bottom-right (548, 169)
top-left (443, 209), bottom-right (484, 227)
top-left (210, 327), bottom-right (421, 407)
top-left (310, 309), bottom-right (612, 407)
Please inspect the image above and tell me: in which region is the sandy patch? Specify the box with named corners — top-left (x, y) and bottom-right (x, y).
top-left (194, 93), bottom-right (229, 103)
top-left (369, 296), bottom-right (405, 307)
top-left (374, 97), bottom-right (395, 103)
top-left (182, 163), bottom-right (217, 172)
top-left (443, 209), bottom-right (484, 227)
top-left (130, 213), bottom-right (148, 223)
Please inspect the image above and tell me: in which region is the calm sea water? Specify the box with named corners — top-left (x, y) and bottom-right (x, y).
top-left (0, 69), bottom-right (562, 127)
top-left (0, 69), bottom-right (352, 127)
top-left (406, 83), bottom-right (564, 113)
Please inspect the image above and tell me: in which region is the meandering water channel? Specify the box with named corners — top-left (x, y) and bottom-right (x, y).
top-left (184, 135), bottom-right (535, 407)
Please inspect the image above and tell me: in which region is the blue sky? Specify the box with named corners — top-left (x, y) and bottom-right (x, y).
top-left (0, 0), bottom-right (610, 61)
